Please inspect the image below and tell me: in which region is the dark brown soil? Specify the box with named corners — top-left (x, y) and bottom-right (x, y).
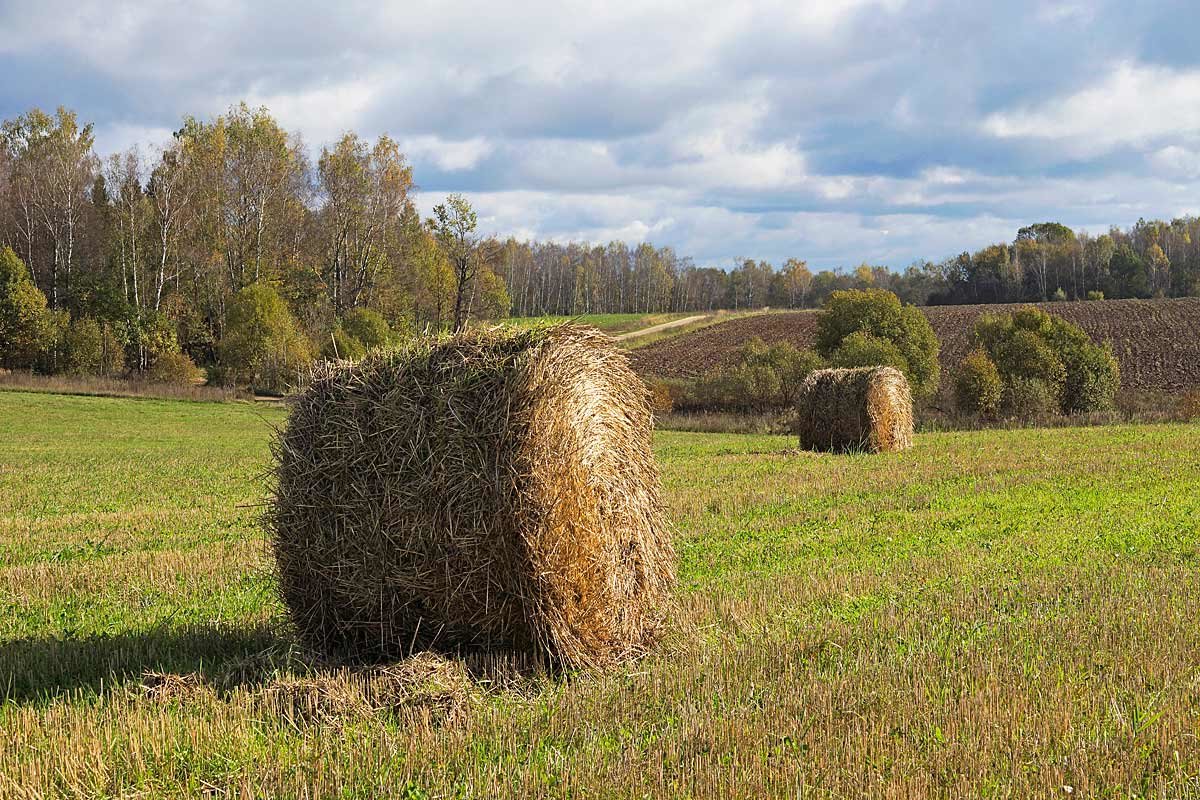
top-left (630, 298), bottom-right (1200, 393)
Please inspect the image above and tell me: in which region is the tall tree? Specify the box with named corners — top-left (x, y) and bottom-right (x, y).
top-left (1, 107), bottom-right (97, 308)
top-left (317, 133), bottom-right (413, 315)
top-left (431, 194), bottom-right (481, 332)
top-left (147, 143), bottom-right (195, 310)
top-left (104, 148), bottom-right (149, 308)
top-left (779, 258), bottom-right (812, 307)
top-left (175, 104), bottom-right (309, 295)
top-left (1016, 222), bottom-right (1076, 300)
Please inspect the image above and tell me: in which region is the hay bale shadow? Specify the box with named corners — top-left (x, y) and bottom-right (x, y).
top-left (0, 622), bottom-right (290, 703)
top-left (1, 620), bottom-right (559, 733)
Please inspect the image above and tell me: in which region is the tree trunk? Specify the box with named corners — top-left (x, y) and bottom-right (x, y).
top-left (452, 259), bottom-right (469, 332)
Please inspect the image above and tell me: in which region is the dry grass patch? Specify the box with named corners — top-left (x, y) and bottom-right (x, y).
top-left (0, 371), bottom-right (250, 402)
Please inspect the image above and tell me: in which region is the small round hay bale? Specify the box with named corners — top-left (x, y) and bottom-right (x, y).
top-left (269, 324), bottom-right (675, 669)
top-left (795, 366), bottom-right (913, 453)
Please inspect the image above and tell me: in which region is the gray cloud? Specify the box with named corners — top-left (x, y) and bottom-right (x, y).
top-left (3, 0), bottom-right (1200, 268)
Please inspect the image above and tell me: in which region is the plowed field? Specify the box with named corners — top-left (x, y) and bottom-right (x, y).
top-left (630, 297), bottom-right (1200, 392)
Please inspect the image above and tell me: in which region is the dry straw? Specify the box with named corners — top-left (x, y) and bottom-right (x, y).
top-left (795, 366), bottom-right (914, 453)
top-left (269, 323), bottom-right (675, 670)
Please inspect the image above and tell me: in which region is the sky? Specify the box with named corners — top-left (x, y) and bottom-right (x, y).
top-left (2, 0), bottom-right (1199, 270)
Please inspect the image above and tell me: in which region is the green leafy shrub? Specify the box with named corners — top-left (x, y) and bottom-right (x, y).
top-left (645, 378), bottom-right (686, 414)
top-left (341, 308), bottom-right (395, 351)
top-left (33, 309), bottom-right (79, 375)
top-left (63, 317), bottom-right (124, 376)
top-left (992, 329), bottom-right (1066, 392)
top-left (321, 326), bottom-right (367, 360)
top-left (0, 247), bottom-right (50, 369)
top-left (970, 306), bottom-right (1119, 416)
top-left (693, 364), bottom-right (780, 413)
top-left (1059, 340), bottom-right (1120, 413)
top-left (1086, 290), bottom-right (1105, 301)
top-left (954, 349), bottom-right (1002, 417)
top-left (688, 338), bottom-right (824, 411)
top-left (759, 340), bottom-right (825, 407)
top-left (120, 311), bottom-right (183, 373)
top-left (219, 283), bottom-right (315, 395)
top-left (1052, 287), bottom-right (1068, 301)
top-left (829, 331), bottom-right (908, 373)
top-left (1002, 377), bottom-right (1058, 418)
top-left (160, 292), bottom-right (217, 365)
top-left (814, 289), bottom-right (939, 399)
top-left (321, 308), bottom-right (401, 361)
top-left (146, 350), bottom-right (203, 385)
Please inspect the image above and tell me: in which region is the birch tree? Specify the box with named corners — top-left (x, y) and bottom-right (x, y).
top-left (1, 108), bottom-right (97, 308)
top-left (317, 133), bottom-right (413, 314)
top-left (105, 148), bottom-right (148, 308)
top-left (147, 144), bottom-right (193, 309)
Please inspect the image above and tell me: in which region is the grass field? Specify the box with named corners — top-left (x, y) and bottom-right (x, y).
top-left (3, 391), bottom-right (1200, 797)
top-left (499, 311), bottom-right (761, 350)
top-left (498, 313), bottom-right (695, 336)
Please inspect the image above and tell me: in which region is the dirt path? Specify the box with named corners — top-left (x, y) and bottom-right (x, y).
top-left (614, 315), bottom-right (708, 342)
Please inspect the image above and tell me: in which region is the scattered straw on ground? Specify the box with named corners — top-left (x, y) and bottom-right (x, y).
top-left (258, 653), bottom-right (478, 728)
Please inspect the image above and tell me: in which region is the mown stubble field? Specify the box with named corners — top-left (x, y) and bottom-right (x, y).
top-left (2, 391), bottom-right (1200, 798)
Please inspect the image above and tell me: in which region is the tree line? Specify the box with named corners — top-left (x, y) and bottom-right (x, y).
top-left (1, 103), bottom-right (1198, 384)
top-left (499, 218), bottom-right (1200, 316)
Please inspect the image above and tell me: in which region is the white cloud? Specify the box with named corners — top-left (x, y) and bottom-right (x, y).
top-left (982, 61), bottom-right (1200, 154)
top-left (403, 136), bottom-right (494, 172)
top-left (1035, 1), bottom-right (1095, 24)
top-left (91, 123), bottom-right (175, 160)
top-left (661, 98), bottom-right (809, 190)
top-left (240, 79), bottom-right (381, 149)
top-left (920, 166), bottom-right (971, 185)
top-left (1148, 145), bottom-right (1200, 180)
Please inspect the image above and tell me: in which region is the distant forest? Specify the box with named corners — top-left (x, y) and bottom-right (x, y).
top-left (3, 103), bottom-right (1199, 358)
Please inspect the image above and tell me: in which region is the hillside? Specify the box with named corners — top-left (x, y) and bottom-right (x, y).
top-left (630, 297), bottom-right (1200, 393)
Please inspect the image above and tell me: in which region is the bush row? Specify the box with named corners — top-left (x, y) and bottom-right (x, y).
top-left (1, 247), bottom-right (199, 384)
top-left (649, 288), bottom-right (942, 414)
top-left (1, 247), bottom-right (406, 394)
top-left (646, 292), bottom-right (1120, 424)
top-left (954, 306), bottom-right (1120, 418)
top-left (648, 339), bottom-right (824, 413)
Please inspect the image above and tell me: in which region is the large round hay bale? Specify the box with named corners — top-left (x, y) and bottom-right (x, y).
top-left (795, 366), bottom-right (913, 453)
top-left (269, 324), bottom-right (675, 669)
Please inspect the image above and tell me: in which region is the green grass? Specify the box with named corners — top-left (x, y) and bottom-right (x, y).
top-left (499, 312), bottom-right (696, 336)
top-left (3, 391), bottom-right (1200, 796)
top-left (621, 309), bottom-right (768, 349)
top-left (498, 310), bottom-right (762, 349)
